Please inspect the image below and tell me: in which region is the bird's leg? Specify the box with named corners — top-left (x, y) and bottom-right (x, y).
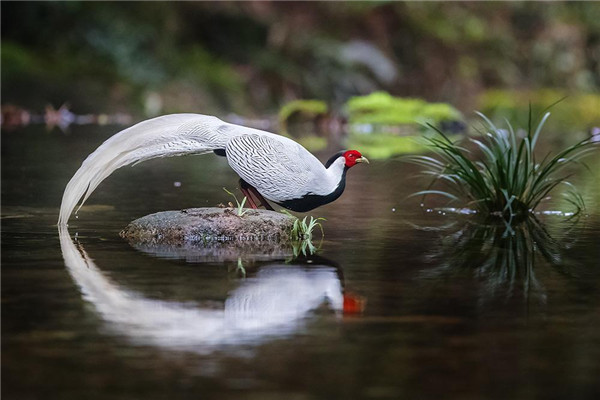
top-left (239, 179), bottom-right (259, 209)
top-left (239, 186), bottom-right (258, 209)
top-left (249, 186), bottom-right (275, 211)
top-left (239, 179), bottom-right (274, 210)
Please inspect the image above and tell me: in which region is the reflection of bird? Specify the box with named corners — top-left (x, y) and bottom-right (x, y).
top-left (224, 266), bottom-right (344, 331)
top-left (58, 226), bottom-right (360, 351)
top-left (58, 114), bottom-right (368, 225)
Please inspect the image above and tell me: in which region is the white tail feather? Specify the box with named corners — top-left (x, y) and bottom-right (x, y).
top-left (58, 113), bottom-right (235, 226)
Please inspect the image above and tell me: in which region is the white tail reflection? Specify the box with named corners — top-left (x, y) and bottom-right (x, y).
top-left (59, 226), bottom-right (343, 351)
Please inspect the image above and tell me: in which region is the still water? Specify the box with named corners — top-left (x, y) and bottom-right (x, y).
top-left (2, 124), bottom-right (600, 399)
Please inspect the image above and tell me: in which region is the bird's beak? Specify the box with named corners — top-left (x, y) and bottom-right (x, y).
top-left (356, 156), bottom-right (369, 164)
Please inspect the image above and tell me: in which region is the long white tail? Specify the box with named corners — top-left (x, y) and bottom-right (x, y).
top-left (58, 113), bottom-right (235, 225)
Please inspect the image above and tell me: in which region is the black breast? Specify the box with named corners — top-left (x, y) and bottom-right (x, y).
top-left (276, 167), bottom-right (348, 212)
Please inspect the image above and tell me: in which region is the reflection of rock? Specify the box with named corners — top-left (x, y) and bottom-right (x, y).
top-left (120, 207), bottom-right (295, 245)
top-left (130, 241), bottom-right (295, 263)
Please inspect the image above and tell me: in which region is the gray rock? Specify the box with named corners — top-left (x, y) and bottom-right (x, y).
top-left (120, 207), bottom-right (296, 246)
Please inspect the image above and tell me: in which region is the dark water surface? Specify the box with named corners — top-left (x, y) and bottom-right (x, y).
top-left (2, 125), bottom-right (600, 400)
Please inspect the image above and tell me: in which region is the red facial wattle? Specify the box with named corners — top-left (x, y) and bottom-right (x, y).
top-left (343, 150), bottom-right (368, 168)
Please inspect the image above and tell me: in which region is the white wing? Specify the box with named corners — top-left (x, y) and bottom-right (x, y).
top-left (58, 113), bottom-right (295, 225)
top-left (225, 134), bottom-right (325, 201)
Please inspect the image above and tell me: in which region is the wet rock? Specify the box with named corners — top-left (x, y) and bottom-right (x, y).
top-left (120, 207), bottom-right (296, 246)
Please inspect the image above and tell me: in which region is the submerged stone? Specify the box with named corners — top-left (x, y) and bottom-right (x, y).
top-left (120, 207), bottom-right (296, 246)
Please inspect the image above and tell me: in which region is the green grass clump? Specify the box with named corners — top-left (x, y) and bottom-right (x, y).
top-left (280, 210), bottom-right (325, 241)
top-left (410, 110), bottom-right (597, 218)
top-left (291, 215), bottom-right (326, 241)
top-left (290, 216), bottom-right (325, 257)
top-left (279, 211), bottom-right (326, 257)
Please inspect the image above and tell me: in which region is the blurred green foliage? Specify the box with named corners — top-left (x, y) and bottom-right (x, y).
top-left (294, 135), bottom-right (328, 153)
top-left (279, 100), bottom-right (328, 128)
top-left (346, 133), bottom-right (428, 160)
top-left (1, 2), bottom-right (249, 114)
top-left (479, 89), bottom-right (600, 133)
top-left (346, 91), bottom-right (462, 126)
top-left (2, 2), bottom-right (599, 116)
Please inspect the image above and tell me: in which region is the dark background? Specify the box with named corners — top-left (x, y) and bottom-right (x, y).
top-left (3, 1), bottom-right (599, 119)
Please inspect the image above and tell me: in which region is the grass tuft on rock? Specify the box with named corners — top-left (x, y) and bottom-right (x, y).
top-left (223, 187), bottom-right (250, 217)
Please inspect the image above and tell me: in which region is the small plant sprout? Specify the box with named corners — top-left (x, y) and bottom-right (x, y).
top-left (223, 187), bottom-right (250, 217)
top-left (409, 110), bottom-right (597, 219)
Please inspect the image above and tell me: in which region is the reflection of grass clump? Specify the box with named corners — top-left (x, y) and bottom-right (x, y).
top-left (346, 91), bottom-right (462, 126)
top-left (411, 111), bottom-right (597, 218)
top-left (423, 216), bottom-right (571, 304)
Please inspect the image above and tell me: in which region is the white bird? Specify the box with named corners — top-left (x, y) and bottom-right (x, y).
top-left (58, 114), bottom-right (368, 225)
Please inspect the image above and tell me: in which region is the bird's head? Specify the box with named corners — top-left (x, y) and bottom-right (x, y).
top-left (343, 150), bottom-right (369, 168)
